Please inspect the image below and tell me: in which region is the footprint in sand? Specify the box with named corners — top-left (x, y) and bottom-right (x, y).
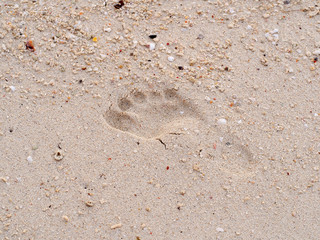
top-left (104, 88), bottom-right (201, 139)
top-left (103, 87), bottom-right (256, 175)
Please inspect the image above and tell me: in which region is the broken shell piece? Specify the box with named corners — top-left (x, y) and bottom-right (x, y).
top-left (168, 56), bottom-right (175, 62)
top-left (54, 151), bottom-right (64, 161)
top-left (62, 215), bottom-right (69, 222)
top-left (27, 156), bottom-right (33, 163)
top-left (111, 223), bottom-right (122, 229)
top-left (149, 42), bottom-right (155, 50)
top-left (313, 49), bottom-right (320, 55)
top-left (217, 118), bottom-right (227, 125)
top-left (85, 201), bottom-right (94, 207)
top-left (26, 40), bottom-right (35, 52)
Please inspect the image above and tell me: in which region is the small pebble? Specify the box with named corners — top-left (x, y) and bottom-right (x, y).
top-left (104, 27), bottom-right (112, 32)
top-left (27, 156), bottom-right (33, 163)
top-left (149, 42), bottom-right (155, 50)
top-left (85, 201), bottom-right (94, 207)
top-left (168, 56), bottom-right (175, 62)
top-left (54, 151), bottom-right (64, 161)
top-left (313, 49), bottom-right (320, 55)
top-left (9, 86), bottom-right (16, 92)
top-left (111, 223), bottom-right (122, 229)
top-left (287, 67), bottom-right (294, 73)
top-left (62, 215), bottom-right (69, 222)
top-left (149, 34), bottom-right (157, 39)
top-left (217, 118), bottom-right (227, 125)
top-left (216, 227), bottom-right (224, 232)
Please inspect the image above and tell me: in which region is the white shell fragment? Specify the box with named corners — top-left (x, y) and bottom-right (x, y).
top-left (104, 27), bottom-right (112, 32)
top-left (27, 156), bottom-right (33, 163)
top-left (217, 118), bottom-right (227, 125)
top-left (168, 56), bottom-right (174, 62)
top-left (216, 227), bottom-right (224, 232)
top-left (111, 223), bottom-right (122, 229)
top-left (313, 49), bottom-right (320, 55)
top-left (149, 42), bottom-right (155, 50)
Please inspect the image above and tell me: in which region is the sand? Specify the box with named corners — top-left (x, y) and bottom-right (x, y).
top-left (0, 0), bottom-right (320, 239)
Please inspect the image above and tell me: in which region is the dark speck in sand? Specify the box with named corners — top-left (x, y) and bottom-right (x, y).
top-left (114, 0), bottom-right (124, 9)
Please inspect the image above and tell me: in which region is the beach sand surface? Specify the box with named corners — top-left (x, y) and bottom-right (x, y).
top-left (0, 0), bottom-right (320, 239)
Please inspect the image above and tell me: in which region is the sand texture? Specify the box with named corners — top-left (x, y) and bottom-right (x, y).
top-left (0, 0), bottom-right (320, 239)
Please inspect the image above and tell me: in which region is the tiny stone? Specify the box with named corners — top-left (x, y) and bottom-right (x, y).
top-left (149, 34), bottom-right (157, 39)
top-left (1, 177), bottom-right (7, 183)
top-left (54, 151), bottom-right (64, 161)
top-left (9, 86), bottom-right (16, 92)
top-left (180, 190), bottom-right (186, 195)
top-left (85, 201), bottom-right (94, 207)
top-left (111, 223), bottom-right (122, 229)
top-left (286, 67), bottom-right (294, 73)
top-left (62, 215), bottom-right (69, 222)
top-left (149, 42), bottom-right (155, 50)
top-left (313, 49), bottom-right (320, 55)
top-left (216, 227), bottom-right (224, 232)
top-left (27, 156), bottom-right (33, 163)
top-left (217, 118), bottom-right (227, 125)
top-left (168, 56), bottom-right (174, 62)
top-left (104, 27), bottom-right (112, 32)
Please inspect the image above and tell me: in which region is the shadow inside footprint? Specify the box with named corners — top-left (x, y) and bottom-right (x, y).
top-left (118, 97), bottom-right (133, 111)
top-left (104, 109), bottom-right (138, 132)
top-left (103, 88), bottom-right (200, 139)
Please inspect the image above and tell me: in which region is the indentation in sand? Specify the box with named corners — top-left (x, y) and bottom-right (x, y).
top-left (104, 88), bottom-right (200, 139)
top-left (103, 88), bottom-right (256, 175)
